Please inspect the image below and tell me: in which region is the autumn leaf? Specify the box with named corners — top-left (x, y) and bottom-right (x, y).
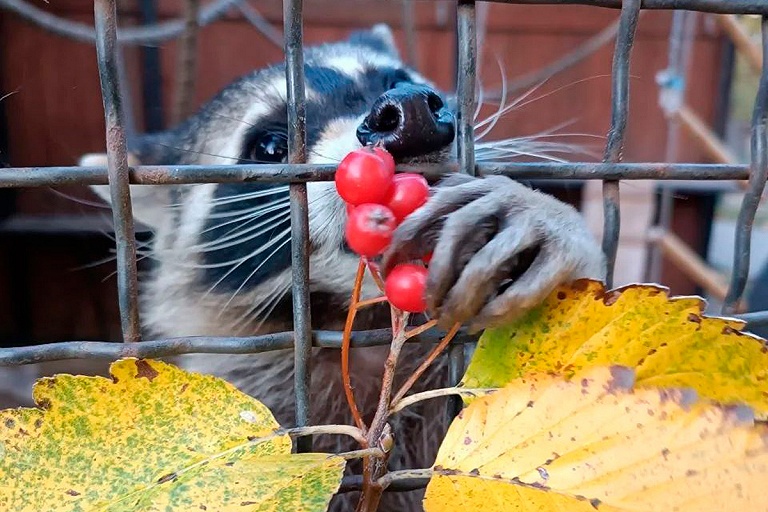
top-left (461, 279), bottom-right (768, 419)
top-left (0, 358), bottom-right (345, 512)
top-left (424, 366), bottom-right (768, 512)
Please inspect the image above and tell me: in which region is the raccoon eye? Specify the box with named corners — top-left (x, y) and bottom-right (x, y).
top-left (248, 132), bottom-right (288, 163)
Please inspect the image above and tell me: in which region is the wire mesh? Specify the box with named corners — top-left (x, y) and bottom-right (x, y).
top-left (1, 0), bottom-right (768, 494)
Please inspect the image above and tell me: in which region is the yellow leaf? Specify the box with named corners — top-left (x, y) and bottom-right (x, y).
top-left (461, 279), bottom-right (768, 419)
top-left (424, 366), bottom-right (768, 512)
top-left (0, 358), bottom-right (345, 511)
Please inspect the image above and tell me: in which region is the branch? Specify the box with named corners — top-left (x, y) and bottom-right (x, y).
top-left (390, 387), bottom-right (499, 415)
top-left (341, 259), bottom-right (368, 434)
top-left (357, 310), bottom-right (409, 512)
top-left (279, 424), bottom-right (367, 446)
top-left (377, 468), bottom-right (434, 490)
top-left (337, 447), bottom-right (386, 461)
top-left (392, 322), bottom-right (462, 406)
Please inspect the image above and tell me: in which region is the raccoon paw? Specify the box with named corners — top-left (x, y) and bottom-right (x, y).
top-left (381, 173), bottom-right (606, 333)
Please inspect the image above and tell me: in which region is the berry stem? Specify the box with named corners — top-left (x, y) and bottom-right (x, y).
top-left (389, 387), bottom-right (499, 415)
top-left (365, 259), bottom-right (386, 293)
top-left (390, 322), bottom-right (463, 408)
top-left (341, 258), bottom-right (369, 435)
top-left (404, 319), bottom-right (438, 339)
top-left (355, 296), bottom-right (389, 309)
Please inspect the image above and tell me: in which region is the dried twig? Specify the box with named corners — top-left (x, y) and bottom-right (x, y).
top-left (341, 259), bottom-right (369, 434)
top-left (391, 322), bottom-right (462, 407)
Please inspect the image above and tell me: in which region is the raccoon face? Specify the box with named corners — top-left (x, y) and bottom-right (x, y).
top-left (81, 24), bottom-right (458, 338)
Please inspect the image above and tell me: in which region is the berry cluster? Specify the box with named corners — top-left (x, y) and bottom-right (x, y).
top-left (335, 146), bottom-right (431, 313)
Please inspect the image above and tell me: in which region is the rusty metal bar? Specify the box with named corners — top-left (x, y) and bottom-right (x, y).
top-left (490, 0), bottom-right (768, 13)
top-left (283, 0), bottom-right (313, 453)
top-left (723, 16), bottom-right (768, 315)
top-left (601, 0), bottom-right (641, 288)
top-left (93, 0), bottom-right (142, 342)
top-left (3, 0), bottom-right (768, 49)
top-left (0, 162), bottom-right (754, 187)
top-left (456, 1), bottom-right (477, 178)
top-left (0, 328), bottom-right (477, 367)
top-left (447, 0), bottom-right (477, 421)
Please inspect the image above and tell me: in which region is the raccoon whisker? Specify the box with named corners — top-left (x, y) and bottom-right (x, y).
top-left (477, 149), bottom-right (570, 164)
top-left (221, 237), bottom-right (293, 322)
top-left (176, 211), bottom-right (292, 255)
top-left (181, 187), bottom-right (291, 209)
top-left (100, 254), bottom-right (154, 283)
top-left (479, 131), bottom-right (602, 152)
top-left (201, 227), bottom-right (292, 301)
top-left (151, 142), bottom-right (243, 164)
top-left (474, 53), bottom-right (508, 141)
top-left (46, 188), bottom-right (114, 210)
top-left (474, 74), bottom-right (613, 138)
top-left (474, 76), bottom-right (552, 132)
top-left (0, 89), bottom-right (19, 103)
top-left (480, 74), bottom-right (614, 135)
top-left (191, 210), bottom-right (290, 253)
top-left (233, 280), bottom-right (292, 335)
top-left (473, 77), bottom-right (485, 124)
top-left (200, 197), bottom-right (291, 232)
top-left (477, 141), bottom-right (601, 157)
top-left (191, 218), bottom-right (290, 255)
top-left (475, 139), bottom-right (595, 162)
top-left (203, 200), bottom-right (290, 224)
top-left (70, 254), bottom-right (122, 272)
top-left (495, 132), bottom-right (604, 141)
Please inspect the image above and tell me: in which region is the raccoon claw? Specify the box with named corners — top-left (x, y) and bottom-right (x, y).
top-left (381, 174), bottom-right (606, 332)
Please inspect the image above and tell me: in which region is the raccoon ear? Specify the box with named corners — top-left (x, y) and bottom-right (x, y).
top-left (79, 152), bottom-right (169, 231)
top-left (349, 23), bottom-right (400, 58)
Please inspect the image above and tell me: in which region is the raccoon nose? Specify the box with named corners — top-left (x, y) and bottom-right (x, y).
top-left (356, 83), bottom-right (455, 160)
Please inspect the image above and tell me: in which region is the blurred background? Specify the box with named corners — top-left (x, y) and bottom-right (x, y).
top-left (0, 1), bottom-right (763, 350)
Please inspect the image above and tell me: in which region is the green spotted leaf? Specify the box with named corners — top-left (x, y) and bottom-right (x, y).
top-left (0, 358), bottom-right (345, 511)
top-left (461, 279), bottom-right (768, 419)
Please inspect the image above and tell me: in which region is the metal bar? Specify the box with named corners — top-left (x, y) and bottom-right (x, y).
top-left (601, 0), bottom-right (641, 288)
top-left (93, 0), bottom-right (142, 342)
top-left (0, 329), bottom-right (477, 367)
top-left (402, 0), bottom-right (419, 71)
top-left (283, 0), bottom-right (312, 453)
top-left (735, 310), bottom-right (768, 328)
top-left (456, 1), bottom-right (476, 178)
top-left (646, 10), bottom-right (698, 282)
top-left (449, 0), bottom-right (477, 421)
top-left (489, 0), bottom-right (768, 13)
top-left (3, 0), bottom-right (768, 49)
top-left (723, 16), bottom-right (768, 315)
top-left (0, 162), bottom-right (754, 187)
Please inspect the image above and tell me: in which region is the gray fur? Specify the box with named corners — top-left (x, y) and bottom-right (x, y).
top-left (74, 24), bottom-right (606, 512)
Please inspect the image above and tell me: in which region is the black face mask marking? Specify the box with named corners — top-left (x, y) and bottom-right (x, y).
top-left (198, 64), bottom-right (422, 292)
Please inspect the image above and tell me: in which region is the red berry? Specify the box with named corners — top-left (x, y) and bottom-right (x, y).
top-left (372, 146), bottom-right (396, 173)
top-left (385, 263), bottom-right (428, 313)
top-left (345, 204), bottom-right (397, 257)
top-left (335, 148), bottom-right (395, 206)
top-left (385, 173), bottom-right (429, 222)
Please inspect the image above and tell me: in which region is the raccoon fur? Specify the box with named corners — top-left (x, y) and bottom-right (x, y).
top-left (78, 24), bottom-right (606, 511)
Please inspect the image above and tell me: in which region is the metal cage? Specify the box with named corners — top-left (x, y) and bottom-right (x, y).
top-left (0, 0), bottom-right (767, 490)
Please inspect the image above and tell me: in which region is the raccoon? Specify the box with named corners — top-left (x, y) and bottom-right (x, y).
top-left (79, 24), bottom-right (606, 511)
